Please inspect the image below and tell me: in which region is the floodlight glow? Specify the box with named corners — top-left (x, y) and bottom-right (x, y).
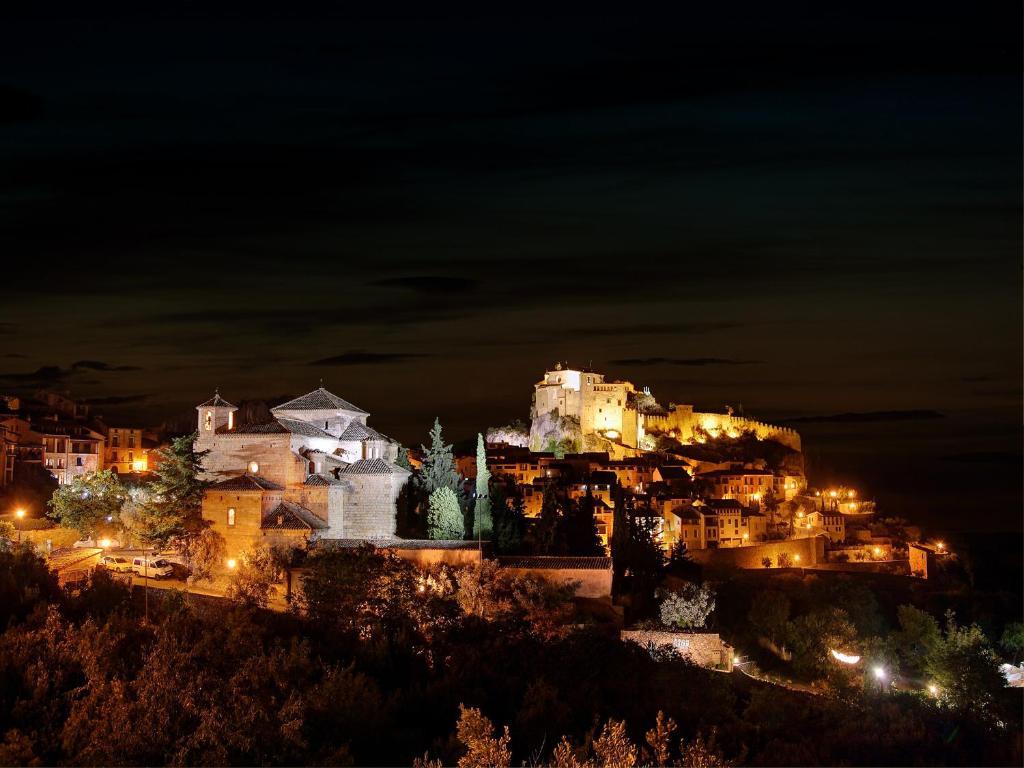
top-left (830, 649), bottom-right (860, 665)
top-left (873, 666), bottom-right (887, 680)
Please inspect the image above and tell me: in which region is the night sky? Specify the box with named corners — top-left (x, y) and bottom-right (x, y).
top-left (2, 5), bottom-right (1020, 530)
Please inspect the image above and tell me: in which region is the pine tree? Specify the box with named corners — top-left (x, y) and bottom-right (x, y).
top-left (472, 433), bottom-right (492, 540)
top-left (142, 432), bottom-right (211, 552)
top-left (427, 487), bottom-right (464, 540)
top-left (532, 484), bottom-right (561, 554)
top-left (394, 443), bottom-right (413, 471)
top-left (419, 418), bottom-right (460, 495)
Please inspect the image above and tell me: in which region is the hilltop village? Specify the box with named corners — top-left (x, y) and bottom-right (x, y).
top-left (0, 367), bottom-right (944, 574)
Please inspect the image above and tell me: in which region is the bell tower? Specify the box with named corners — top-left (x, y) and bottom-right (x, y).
top-left (195, 390), bottom-right (237, 444)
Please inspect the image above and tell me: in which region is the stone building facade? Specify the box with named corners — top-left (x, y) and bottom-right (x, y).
top-left (196, 387), bottom-right (409, 563)
top-left (530, 363), bottom-right (800, 454)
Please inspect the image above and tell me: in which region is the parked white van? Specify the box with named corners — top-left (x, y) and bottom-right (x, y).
top-left (131, 557), bottom-right (173, 579)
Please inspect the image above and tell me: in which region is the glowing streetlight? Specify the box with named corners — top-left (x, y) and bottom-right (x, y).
top-left (14, 508), bottom-right (25, 543)
top-left (793, 554), bottom-right (801, 563)
top-left (847, 490), bottom-right (856, 498)
top-left (226, 558), bottom-right (237, 570)
top-left (936, 541), bottom-right (945, 551)
top-left (99, 538), bottom-right (111, 548)
top-left (927, 684), bottom-right (938, 696)
top-left (873, 666), bottom-right (887, 681)
top-left (873, 547), bottom-right (882, 557)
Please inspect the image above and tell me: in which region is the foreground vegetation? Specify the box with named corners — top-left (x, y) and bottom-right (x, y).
top-left (0, 544), bottom-right (1020, 767)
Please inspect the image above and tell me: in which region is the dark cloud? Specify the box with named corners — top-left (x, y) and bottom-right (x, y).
top-left (784, 410), bottom-right (945, 424)
top-left (609, 357), bottom-right (763, 367)
top-left (0, 366), bottom-right (67, 384)
top-left (309, 351), bottom-right (431, 366)
top-left (81, 394), bottom-right (150, 406)
top-left (370, 276), bottom-right (479, 294)
top-left (574, 322), bottom-right (744, 337)
top-left (71, 360), bottom-right (142, 372)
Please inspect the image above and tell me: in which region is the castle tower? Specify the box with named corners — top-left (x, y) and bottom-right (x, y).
top-left (195, 391), bottom-right (237, 443)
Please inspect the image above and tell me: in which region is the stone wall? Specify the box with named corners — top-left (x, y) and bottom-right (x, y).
top-left (339, 473), bottom-right (401, 538)
top-left (498, 558), bottom-right (613, 599)
top-left (621, 630), bottom-right (734, 671)
top-left (204, 488), bottom-right (282, 561)
top-left (197, 434), bottom-right (304, 486)
top-left (687, 535), bottom-right (825, 571)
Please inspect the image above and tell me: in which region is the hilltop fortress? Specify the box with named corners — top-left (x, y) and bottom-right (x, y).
top-left (529, 363), bottom-right (800, 455)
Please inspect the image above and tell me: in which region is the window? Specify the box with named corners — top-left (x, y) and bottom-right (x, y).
top-left (204, 411), bottom-right (213, 431)
top-left (111, 451), bottom-right (118, 462)
top-left (324, 421), bottom-right (329, 429)
top-left (227, 508), bottom-right (236, 526)
top-left (128, 435), bottom-right (135, 448)
top-left (76, 457), bottom-right (83, 466)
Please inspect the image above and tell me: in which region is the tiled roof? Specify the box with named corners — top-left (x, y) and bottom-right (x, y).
top-left (697, 468), bottom-right (774, 479)
top-left (262, 500), bottom-right (328, 530)
top-left (209, 474), bottom-right (284, 491)
top-left (338, 420), bottom-right (385, 441)
top-left (197, 393), bottom-right (236, 409)
top-left (224, 420), bottom-right (288, 434)
top-left (272, 387), bottom-right (368, 415)
top-left (658, 466), bottom-right (692, 480)
top-left (303, 448), bottom-right (348, 466)
top-left (498, 556), bottom-right (612, 571)
top-left (304, 473), bottom-right (346, 487)
top-left (707, 498), bottom-right (744, 510)
top-left (343, 458), bottom-right (407, 475)
top-left (277, 418), bottom-right (335, 438)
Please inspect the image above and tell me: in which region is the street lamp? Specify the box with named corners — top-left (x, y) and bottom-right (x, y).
top-left (873, 666), bottom-right (887, 681)
top-left (226, 558), bottom-right (237, 570)
top-left (15, 508), bottom-right (25, 543)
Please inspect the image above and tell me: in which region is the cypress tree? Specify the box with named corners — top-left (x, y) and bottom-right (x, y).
top-left (557, 488), bottom-right (604, 556)
top-left (427, 487), bottom-right (464, 540)
top-left (472, 433), bottom-right (492, 539)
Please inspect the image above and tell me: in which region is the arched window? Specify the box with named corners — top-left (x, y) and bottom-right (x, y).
top-left (227, 508), bottom-right (236, 526)
top-left (204, 411), bottom-right (213, 431)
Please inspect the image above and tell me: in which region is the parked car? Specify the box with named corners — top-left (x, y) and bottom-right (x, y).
top-left (131, 557), bottom-right (173, 579)
top-left (99, 555), bottom-right (132, 573)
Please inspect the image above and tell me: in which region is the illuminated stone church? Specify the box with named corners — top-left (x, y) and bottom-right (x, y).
top-left (194, 387), bottom-right (409, 561)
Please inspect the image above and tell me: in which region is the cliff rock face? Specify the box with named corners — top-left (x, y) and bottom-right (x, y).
top-left (529, 410), bottom-right (581, 453)
top-left (485, 423), bottom-right (530, 448)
